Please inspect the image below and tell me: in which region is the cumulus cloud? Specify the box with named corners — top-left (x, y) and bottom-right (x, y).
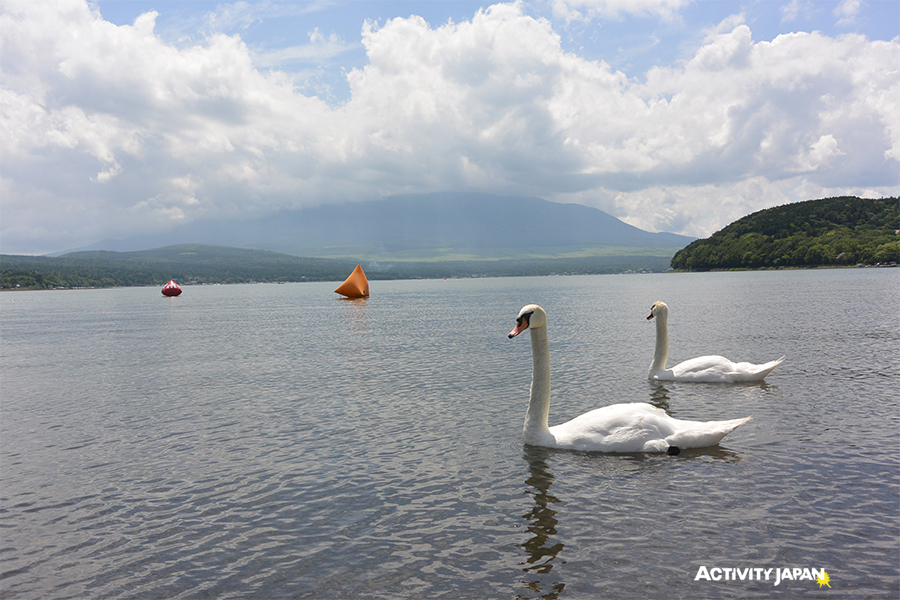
top-left (0, 0), bottom-right (897, 253)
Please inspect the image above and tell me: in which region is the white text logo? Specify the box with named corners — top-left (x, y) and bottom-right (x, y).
top-left (694, 566), bottom-right (831, 587)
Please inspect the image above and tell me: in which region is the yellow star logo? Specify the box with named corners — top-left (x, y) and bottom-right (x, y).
top-left (816, 571), bottom-right (831, 588)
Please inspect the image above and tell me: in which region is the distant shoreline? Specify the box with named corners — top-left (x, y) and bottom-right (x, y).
top-left (670, 262), bottom-right (898, 273)
top-left (4, 261), bottom-right (896, 292)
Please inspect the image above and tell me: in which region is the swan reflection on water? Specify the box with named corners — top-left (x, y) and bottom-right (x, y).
top-left (649, 379), bottom-right (776, 418)
top-left (519, 447), bottom-right (565, 600)
top-left (516, 432), bottom-right (744, 598)
top-left (648, 381), bottom-right (672, 410)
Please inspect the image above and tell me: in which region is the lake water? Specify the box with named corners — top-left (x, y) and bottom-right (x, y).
top-left (1, 269), bottom-right (898, 599)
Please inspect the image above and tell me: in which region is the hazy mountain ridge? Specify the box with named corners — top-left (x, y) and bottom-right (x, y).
top-left (4, 194), bottom-right (698, 289)
top-left (66, 193), bottom-right (694, 259)
top-left (2, 243), bottom-right (676, 290)
top-left (1, 245), bottom-right (355, 289)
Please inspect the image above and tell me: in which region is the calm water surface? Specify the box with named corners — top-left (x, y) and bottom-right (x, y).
top-left (1, 269), bottom-right (898, 599)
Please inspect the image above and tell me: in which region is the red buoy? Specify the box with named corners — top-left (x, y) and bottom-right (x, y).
top-left (161, 280), bottom-right (182, 296)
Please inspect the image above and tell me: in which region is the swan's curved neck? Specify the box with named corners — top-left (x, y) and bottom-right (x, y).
top-left (525, 326), bottom-right (551, 440)
top-left (651, 314), bottom-right (669, 372)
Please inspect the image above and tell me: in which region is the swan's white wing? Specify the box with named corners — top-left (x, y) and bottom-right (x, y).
top-left (550, 403), bottom-right (678, 452)
top-left (550, 403), bottom-right (751, 452)
top-left (670, 355), bottom-right (785, 382)
top-left (669, 355), bottom-right (739, 382)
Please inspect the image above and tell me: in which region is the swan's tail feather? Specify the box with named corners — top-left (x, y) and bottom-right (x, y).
top-left (730, 355), bottom-right (785, 381)
top-left (763, 355), bottom-right (785, 369)
top-left (669, 416), bottom-right (752, 449)
top-left (754, 355), bottom-right (785, 378)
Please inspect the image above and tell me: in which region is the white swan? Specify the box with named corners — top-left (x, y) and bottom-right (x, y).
top-left (647, 301), bottom-right (784, 383)
top-left (508, 304), bottom-right (751, 453)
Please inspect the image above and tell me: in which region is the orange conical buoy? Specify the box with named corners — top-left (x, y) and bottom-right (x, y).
top-left (334, 264), bottom-right (369, 298)
top-left (161, 280), bottom-right (182, 296)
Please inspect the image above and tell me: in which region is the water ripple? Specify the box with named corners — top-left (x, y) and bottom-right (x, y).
top-left (1, 272), bottom-right (898, 599)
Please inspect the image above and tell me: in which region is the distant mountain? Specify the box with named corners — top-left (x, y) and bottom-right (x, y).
top-left (2, 243), bottom-right (680, 290)
top-left (670, 196), bottom-right (899, 271)
top-left (2, 245), bottom-right (355, 289)
top-left (65, 193), bottom-right (694, 260)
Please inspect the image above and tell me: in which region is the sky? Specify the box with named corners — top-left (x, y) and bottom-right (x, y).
top-left (1, 0), bottom-right (898, 255)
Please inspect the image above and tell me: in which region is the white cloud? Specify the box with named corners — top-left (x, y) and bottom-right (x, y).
top-left (551, 0), bottom-right (689, 21)
top-left (0, 0), bottom-right (897, 253)
top-left (558, 175), bottom-right (897, 238)
top-left (798, 134), bottom-right (844, 171)
top-left (636, 25), bottom-right (899, 184)
top-left (781, 0), bottom-right (803, 23)
top-left (704, 12), bottom-right (746, 39)
top-left (252, 29), bottom-right (356, 69)
top-left (204, 0), bottom-right (328, 33)
top-left (834, 0), bottom-right (863, 26)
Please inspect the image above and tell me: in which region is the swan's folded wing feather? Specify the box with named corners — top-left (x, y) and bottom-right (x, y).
top-left (551, 403), bottom-right (675, 452)
top-left (669, 355), bottom-right (735, 381)
top-left (670, 355), bottom-right (785, 382)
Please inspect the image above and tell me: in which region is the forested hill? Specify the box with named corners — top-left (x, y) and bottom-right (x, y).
top-left (670, 197), bottom-right (899, 271)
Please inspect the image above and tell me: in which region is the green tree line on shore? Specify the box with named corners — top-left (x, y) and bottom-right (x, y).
top-left (1, 244), bottom-right (674, 290)
top-left (0, 246), bottom-right (356, 290)
top-left (670, 196), bottom-right (899, 271)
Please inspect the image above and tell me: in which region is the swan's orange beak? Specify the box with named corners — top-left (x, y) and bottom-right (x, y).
top-left (647, 312), bottom-right (655, 320)
top-left (508, 321), bottom-right (527, 338)
top-left (509, 310), bottom-right (533, 338)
